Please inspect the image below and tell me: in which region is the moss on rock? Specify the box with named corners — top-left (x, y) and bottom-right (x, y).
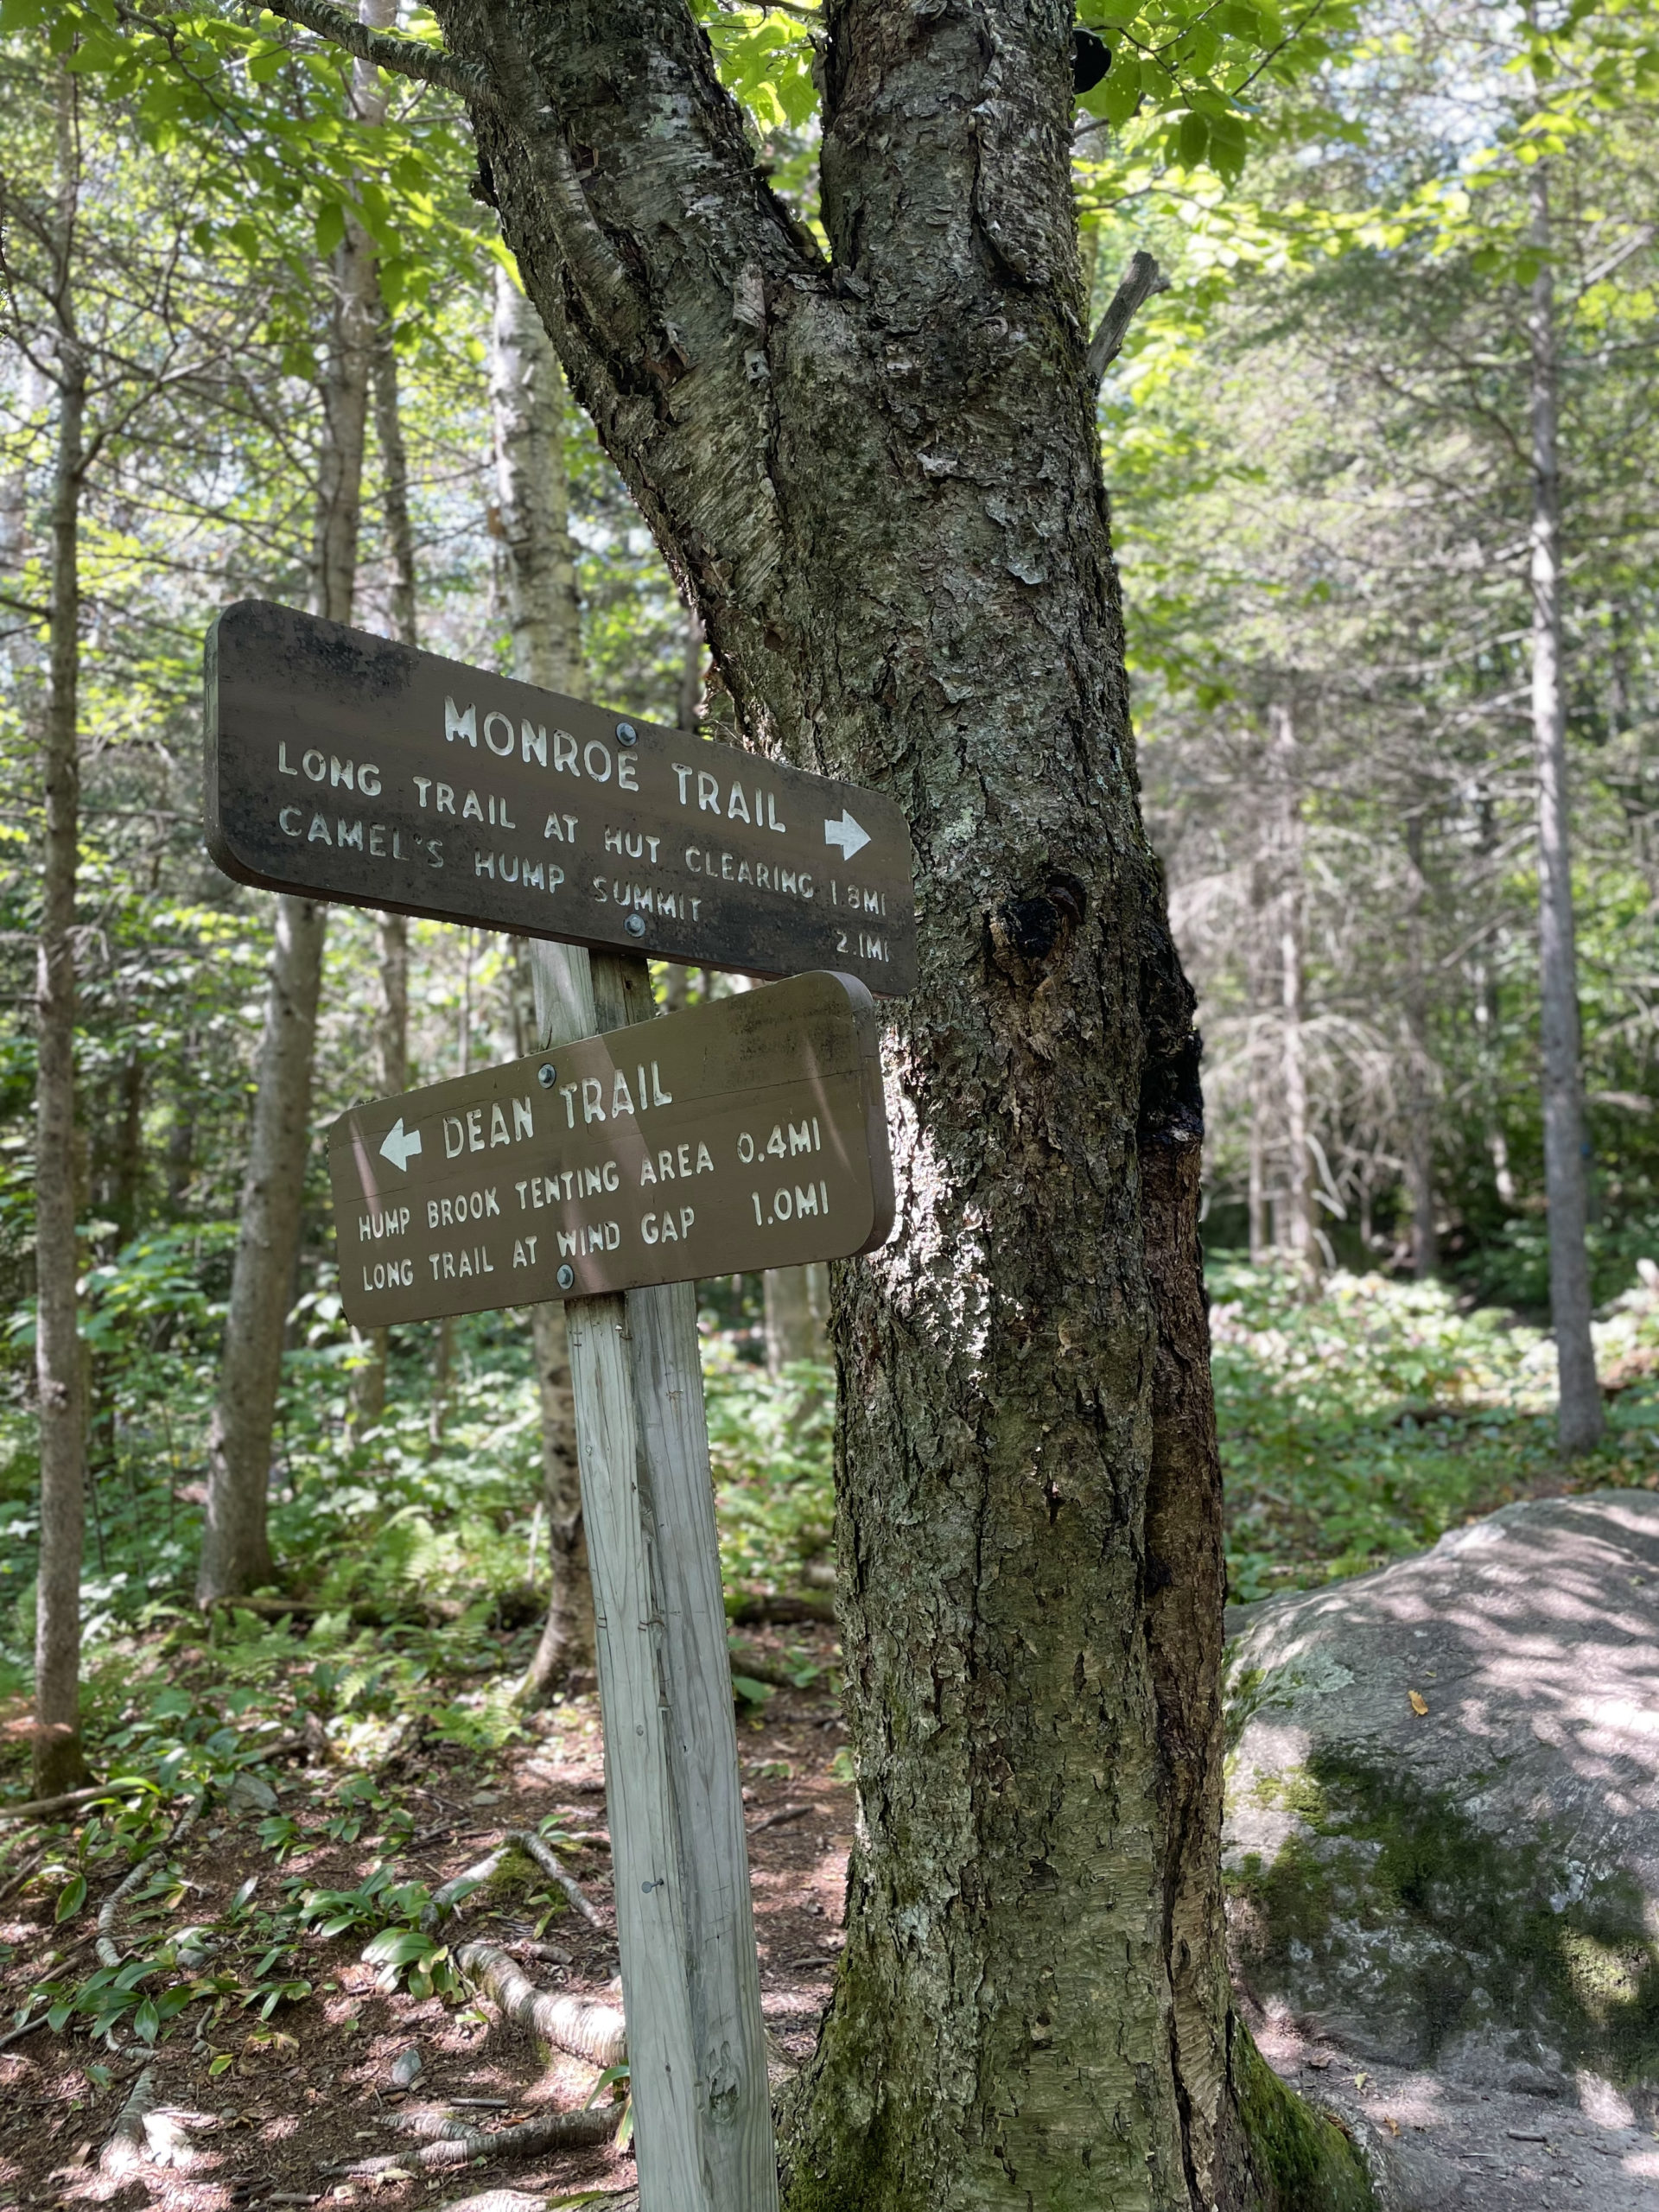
top-left (1229, 1747), bottom-right (1659, 2090)
top-left (1236, 2023), bottom-right (1376, 2212)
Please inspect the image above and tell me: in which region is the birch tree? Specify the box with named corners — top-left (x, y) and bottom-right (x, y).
top-left (489, 258), bottom-right (594, 1699)
top-left (200, 2), bottom-right (392, 1599)
top-left (1, 37), bottom-right (261, 1787)
top-left (1524, 157), bottom-right (1601, 1450)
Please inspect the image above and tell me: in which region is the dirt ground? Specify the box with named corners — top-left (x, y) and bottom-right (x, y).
top-left (12, 1649), bottom-right (1656, 2212)
top-left (0, 1653), bottom-right (852, 2212)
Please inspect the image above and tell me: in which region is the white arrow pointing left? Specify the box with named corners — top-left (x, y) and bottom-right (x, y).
top-left (824, 809), bottom-right (871, 861)
top-left (379, 1117), bottom-right (423, 1173)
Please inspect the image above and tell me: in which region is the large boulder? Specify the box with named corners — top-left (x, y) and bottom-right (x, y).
top-left (1224, 1490), bottom-right (1659, 2114)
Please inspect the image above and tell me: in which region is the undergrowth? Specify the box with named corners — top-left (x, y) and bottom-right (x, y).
top-left (1211, 1256), bottom-right (1659, 1601)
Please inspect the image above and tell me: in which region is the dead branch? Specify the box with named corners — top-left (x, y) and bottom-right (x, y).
top-left (238, 0), bottom-right (492, 102)
top-left (727, 1592), bottom-right (835, 1628)
top-left (506, 1827), bottom-right (605, 1928)
top-left (0, 1783), bottom-right (112, 1827)
top-left (728, 1648), bottom-right (826, 1693)
top-left (454, 1940), bottom-right (626, 2069)
top-left (1087, 251), bottom-right (1171, 383)
top-left (329, 2104), bottom-right (617, 2175)
top-left (0, 1847), bottom-right (46, 1902)
top-left (747, 1802), bottom-right (810, 1835)
top-left (99, 2068), bottom-right (159, 2176)
top-left (97, 1796), bottom-right (202, 1967)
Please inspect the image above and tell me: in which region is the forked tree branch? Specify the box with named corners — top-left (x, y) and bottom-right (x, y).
top-left (246, 0), bottom-right (493, 103)
top-left (1088, 248), bottom-right (1170, 384)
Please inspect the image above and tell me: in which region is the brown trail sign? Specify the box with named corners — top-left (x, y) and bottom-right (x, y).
top-left (331, 969), bottom-right (893, 1329)
top-left (207, 598), bottom-right (917, 995)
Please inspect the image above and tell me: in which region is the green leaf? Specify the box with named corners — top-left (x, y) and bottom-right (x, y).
top-left (315, 201), bottom-right (346, 257)
top-left (1176, 110), bottom-right (1211, 168)
top-left (209, 2052), bottom-right (234, 2078)
top-left (730, 1675), bottom-right (774, 1707)
top-left (55, 1873), bottom-right (87, 1923)
top-left (133, 1999), bottom-right (161, 2044)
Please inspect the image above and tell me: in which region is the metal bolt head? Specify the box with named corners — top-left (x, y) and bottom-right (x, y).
top-left (537, 1062), bottom-right (557, 1089)
top-left (556, 1263), bottom-right (575, 1290)
top-left (615, 720), bottom-right (638, 746)
top-left (625, 912), bottom-right (647, 938)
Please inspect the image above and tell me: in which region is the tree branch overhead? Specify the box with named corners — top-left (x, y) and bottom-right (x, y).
top-left (247, 0), bottom-right (492, 103)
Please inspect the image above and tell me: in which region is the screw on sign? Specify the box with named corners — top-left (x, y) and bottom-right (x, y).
top-left (206, 599), bottom-right (918, 995)
top-left (332, 969), bottom-right (893, 1326)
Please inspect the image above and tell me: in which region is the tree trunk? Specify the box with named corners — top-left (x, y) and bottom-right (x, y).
top-left (1270, 703), bottom-right (1314, 1280)
top-left (1247, 860), bottom-right (1271, 1266)
top-left (1402, 812), bottom-right (1437, 1279)
top-left (200, 7), bottom-right (385, 1598)
top-left (764, 1264), bottom-right (827, 1374)
top-left (490, 254), bottom-right (594, 1698)
top-left (355, 240), bottom-right (417, 1433)
top-left (32, 103), bottom-right (88, 1794)
top-left (434, 2), bottom-right (1366, 2198)
top-left (1527, 162), bottom-right (1602, 1452)
top-left (1472, 793), bottom-right (1517, 1211)
top-left (491, 260), bottom-right (583, 693)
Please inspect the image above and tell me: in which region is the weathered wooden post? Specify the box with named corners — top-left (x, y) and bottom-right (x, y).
top-left (532, 938), bottom-right (775, 2208)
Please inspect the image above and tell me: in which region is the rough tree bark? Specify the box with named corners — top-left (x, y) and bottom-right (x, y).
top-left (31, 70), bottom-right (90, 1796)
top-left (1527, 162), bottom-right (1602, 1453)
top-left (318, 0), bottom-right (1373, 2199)
top-left (354, 262), bottom-right (418, 1432)
top-left (1269, 702), bottom-right (1314, 1278)
top-left (199, 7), bottom-right (385, 1598)
top-left (489, 257), bottom-right (594, 1698)
top-left (1402, 812), bottom-right (1437, 1279)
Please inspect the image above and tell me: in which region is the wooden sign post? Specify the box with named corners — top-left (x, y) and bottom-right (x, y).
top-left (203, 608), bottom-right (908, 2212)
top-left (544, 943), bottom-right (780, 2212)
top-left (327, 969), bottom-right (895, 2210)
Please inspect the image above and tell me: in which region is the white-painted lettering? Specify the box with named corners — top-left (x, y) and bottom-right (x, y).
top-left (446, 697), bottom-right (477, 747)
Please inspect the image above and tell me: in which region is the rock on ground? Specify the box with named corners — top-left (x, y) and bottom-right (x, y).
top-left (1225, 1489), bottom-right (1659, 2134)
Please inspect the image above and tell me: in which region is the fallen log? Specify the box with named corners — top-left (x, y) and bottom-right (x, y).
top-left (454, 1940), bottom-right (626, 2069)
top-left (726, 1592), bottom-right (835, 1628)
top-left (330, 2104), bottom-right (618, 2176)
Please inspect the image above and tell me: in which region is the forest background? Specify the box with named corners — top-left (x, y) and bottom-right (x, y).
top-left (1, 0), bottom-right (1658, 2040)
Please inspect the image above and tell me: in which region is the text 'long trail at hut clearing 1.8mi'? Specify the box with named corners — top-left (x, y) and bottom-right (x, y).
top-left (207, 599), bottom-right (918, 995)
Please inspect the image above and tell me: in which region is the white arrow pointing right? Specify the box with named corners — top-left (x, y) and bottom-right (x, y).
top-left (823, 809), bottom-right (871, 861)
top-left (378, 1116), bottom-right (423, 1173)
